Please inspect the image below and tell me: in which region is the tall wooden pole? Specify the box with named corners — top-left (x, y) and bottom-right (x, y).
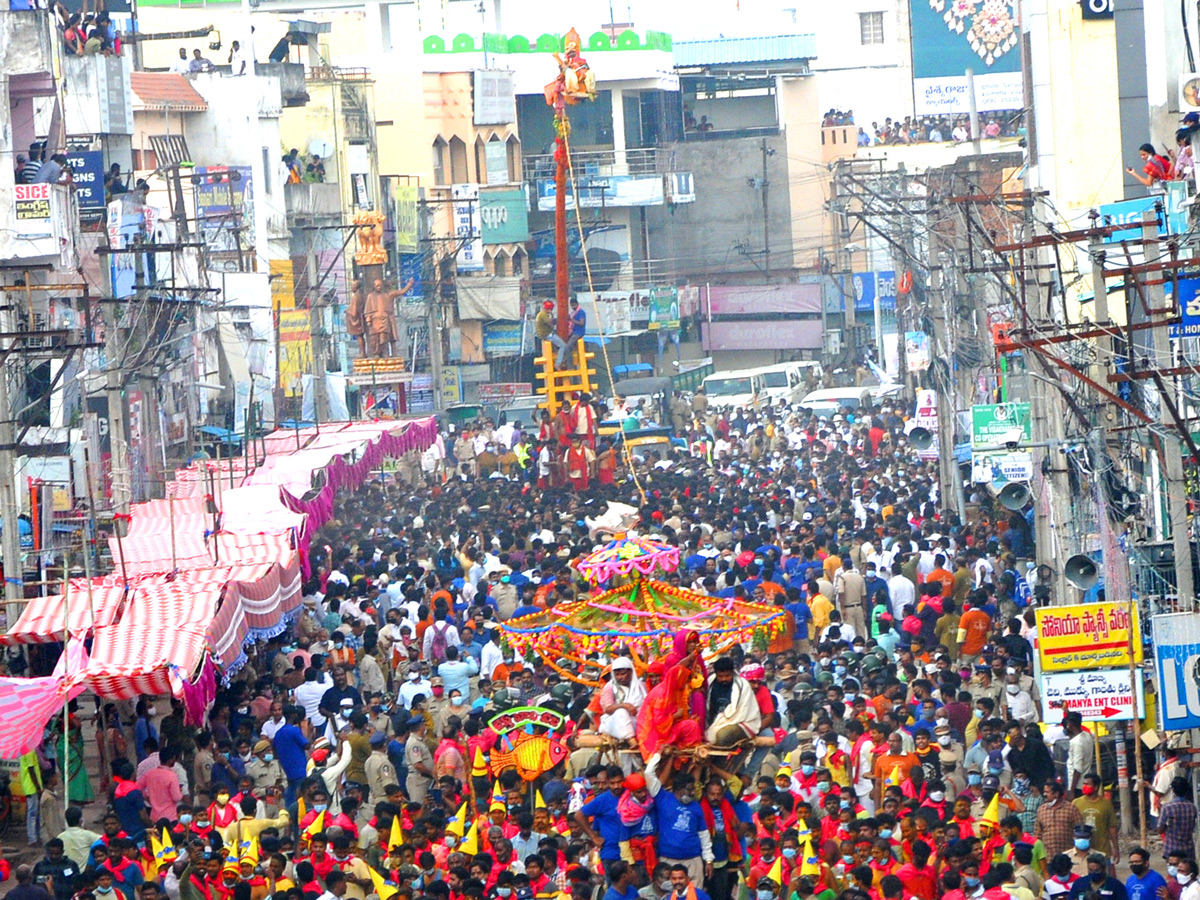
top-left (554, 124), bottom-right (570, 341)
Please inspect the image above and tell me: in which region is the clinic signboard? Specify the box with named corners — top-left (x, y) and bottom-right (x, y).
top-left (1039, 669), bottom-right (1144, 722)
top-left (1035, 602), bottom-right (1141, 672)
top-left (1152, 612), bottom-right (1200, 731)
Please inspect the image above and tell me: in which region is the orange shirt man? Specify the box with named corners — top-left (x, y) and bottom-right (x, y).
top-left (874, 732), bottom-right (919, 804)
top-left (958, 603), bottom-right (992, 658)
top-left (927, 554), bottom-right (956, 598)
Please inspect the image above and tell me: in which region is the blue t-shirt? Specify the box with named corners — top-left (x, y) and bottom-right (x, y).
top-left (570, 307), bottom-right (587, 337)
top-left (654, 791), bottom-right (706, 860)
top-left (864, 575), bottom-right (890, 601)
top-left (273, 724), bottom-right (310, 780)
top-left (1126, 871), bottom-right (1167, 900)
top-left (580, 791), bottom-right (626, 860)
top-left (785, 601), bottom-right (812, 633)
top-left (603, 886), bottom-right (639, 900)
top-left (114, 788), bottom-right (148, 841)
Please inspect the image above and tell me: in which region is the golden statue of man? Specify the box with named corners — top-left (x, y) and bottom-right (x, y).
top-left (364, 277), bottom-right (414, 358)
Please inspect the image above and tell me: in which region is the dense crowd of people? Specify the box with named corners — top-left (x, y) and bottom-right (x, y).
top-left (9, 393), bottom-right (1196, 900)
top-left (856, 114), bottom-right (1023, 147)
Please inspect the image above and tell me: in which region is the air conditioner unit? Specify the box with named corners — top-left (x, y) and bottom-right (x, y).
top-left (1181, 72), bottom-right (1200, 112)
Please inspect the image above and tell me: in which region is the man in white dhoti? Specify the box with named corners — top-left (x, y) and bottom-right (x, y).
top-left (598, 657), bottom-right (646, 741)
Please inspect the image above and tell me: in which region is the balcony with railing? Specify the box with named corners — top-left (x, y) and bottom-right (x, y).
top-left (524, 147), bottom-right (695, 212)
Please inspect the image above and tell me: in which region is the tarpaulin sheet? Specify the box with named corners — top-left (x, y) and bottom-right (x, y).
top-left (456, 276), bottom-right (522, 321)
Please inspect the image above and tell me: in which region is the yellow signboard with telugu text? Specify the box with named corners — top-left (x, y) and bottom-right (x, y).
top-left (1035, 602), bottom-right (1141, 672)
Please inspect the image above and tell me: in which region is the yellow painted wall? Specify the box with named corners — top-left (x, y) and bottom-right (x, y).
top-left (1045, 0), bottom-right (1120, 214)
top-left (778, 77), bottom-right (831, 273)
top-left (270, 257), bottom-right (296, 309)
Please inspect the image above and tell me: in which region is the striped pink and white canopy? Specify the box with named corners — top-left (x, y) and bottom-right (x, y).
top-left (1, 418), bottom-right (437, 699)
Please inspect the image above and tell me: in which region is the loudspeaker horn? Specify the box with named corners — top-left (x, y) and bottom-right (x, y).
top-left (1063, 554), bottom-right (1099, 591)
top-left (997, 481), bottom-right (1031, 510)
top-left (908, 427), bottom-right (933, 450)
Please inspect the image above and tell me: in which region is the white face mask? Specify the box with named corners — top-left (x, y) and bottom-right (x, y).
top-left (938, 735), bottom-right (952, 747)
top-left (1006, 684), bottom-right (1019, 694)
top-left (929, 791), bottom-right (945, 802)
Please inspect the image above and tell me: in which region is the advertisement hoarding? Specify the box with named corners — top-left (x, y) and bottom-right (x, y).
top-left (1152, 612), bottom-right (1200, 731)
top-left (1035, 602), bottom-right (1141, 672)
top-left (910, 0), bottom-right (1022, 114)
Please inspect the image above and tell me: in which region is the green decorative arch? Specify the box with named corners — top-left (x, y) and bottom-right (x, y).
top-left (507, 34), bottom-right (531, 53)
top-left (586, 31), bottom-right (612, 51)
top-left (534, 33), bottom-right (562, 52)
top-left (451, 33), bottom-right (477, 52)
top-left (615, 30), bottom-right (642, 49)
top-left (423, 35), bottom-right (447, 53)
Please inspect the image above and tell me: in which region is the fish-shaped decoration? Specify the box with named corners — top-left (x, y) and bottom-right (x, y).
top-left (489, 731), bottom-right (568, 781)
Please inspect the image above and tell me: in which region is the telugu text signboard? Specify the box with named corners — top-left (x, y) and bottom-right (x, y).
top-left (1040, 668), bottom-right (1144, 722)
top-left (910, 0), bottom-right (1022, 114)
top-left (15, 183), bottom-right (52, 238)
top-left (1035, 602), bottom-right (1141, 672)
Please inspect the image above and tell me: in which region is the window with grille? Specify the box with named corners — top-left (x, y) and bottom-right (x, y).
top-left (860, 12), bottom-right (884, 44)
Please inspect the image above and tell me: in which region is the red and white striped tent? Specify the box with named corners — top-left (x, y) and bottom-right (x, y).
top-left (0, 418), bottom-right (438, 701)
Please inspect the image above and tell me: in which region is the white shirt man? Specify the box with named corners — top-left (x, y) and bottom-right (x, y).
top-left (1003, 682), bottom-right (1038, 726)
top-left (888, 570), bottom-right (916, 620)
top-left (495, 422), bottom-right (516, 449)
top-left (973, 555), bottom-right (995, 588)
top-left (397, 672), bottom-right (433, 710)
top-left (852, 738), bottom-right (878, 812)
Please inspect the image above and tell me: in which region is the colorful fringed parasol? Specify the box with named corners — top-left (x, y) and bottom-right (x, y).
top-left (500, 577), bottom-right (784, 685)
top-left (574, 536), bottom-right (680, 584)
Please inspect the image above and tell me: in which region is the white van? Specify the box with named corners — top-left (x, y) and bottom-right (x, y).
top-left (798, 383), bottom-right (904, 418)
top-left (748, 361), bottom-right (824, 405)
top-left (701, 370), bottom-right (766, 409)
